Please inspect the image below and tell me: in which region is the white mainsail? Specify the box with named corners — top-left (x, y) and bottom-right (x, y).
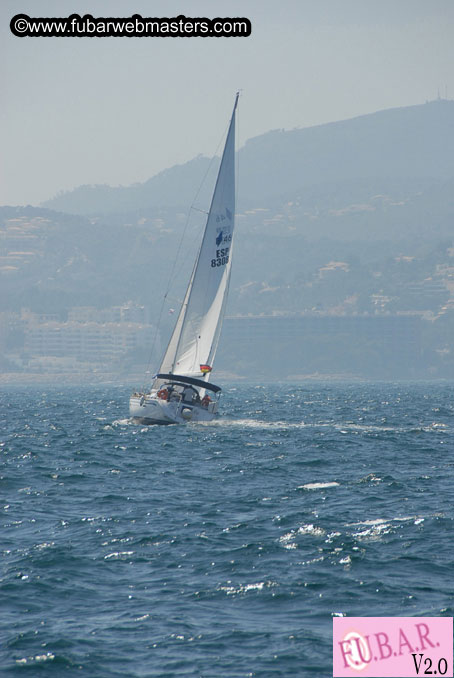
top-left (155, 94), bottom-right (238, 385)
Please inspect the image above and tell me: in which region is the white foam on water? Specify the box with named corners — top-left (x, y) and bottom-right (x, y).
top-left (134, 614), bottom-right (150, 622)
top-left (297, 524), bottom-right (326, 536)
top-left (339, 555), bottom-right (352, 565)
top-left (206, 418), bottom-right (307, 429)
top-left (336, 423), bottom-right (399, 433)
top-left (335, 422), bottom-right (450, 434)
top-left (16, 653), bottom-right (55, 665)
top-left (104, 551), bottom-right (134, 560)
top-left (347, 515), bottom-right (421, 527)
top-left (346, 514), bottom-right (428, 541)
top-left (346, 518), bottom-right (389, 527)
top-left (299, 482), bottom-right (340, 490)
top-left (352, 522), bottom-right (392, 541)
top-left (218, 581), bottom-right (276, 595)
top-left (279, 523), bottom-right (326, 549)
top-left (111, 418), bottom-right (132, 427)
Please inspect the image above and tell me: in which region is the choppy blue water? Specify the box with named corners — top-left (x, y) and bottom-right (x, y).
top-left (1, 382), bottom-right (454, 677)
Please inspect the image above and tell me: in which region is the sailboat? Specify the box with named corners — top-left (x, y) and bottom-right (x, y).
top-left (129, 93), bottom-right (239, 425)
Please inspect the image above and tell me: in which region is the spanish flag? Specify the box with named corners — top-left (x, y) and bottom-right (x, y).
top-left (200, 364), bottom-right (212, 374)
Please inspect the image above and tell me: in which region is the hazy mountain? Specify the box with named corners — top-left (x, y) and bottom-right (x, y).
top-left (241, 98), bottom-right (454, 202)
top-left (42, 156), bottom-right (217, 215)
top-left (42, 99), bottom-right (454, 225)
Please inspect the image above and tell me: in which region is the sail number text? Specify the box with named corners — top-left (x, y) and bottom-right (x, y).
top-left (211, 247), bottom-right (230, 268)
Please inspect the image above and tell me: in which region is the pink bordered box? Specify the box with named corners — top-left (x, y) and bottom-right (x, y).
top-left (333, 617), bottom-right (453, 677)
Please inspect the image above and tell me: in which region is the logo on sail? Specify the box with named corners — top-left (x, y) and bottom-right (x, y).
top-left (215, 208), bottom-right (233, 247)
top-left (200, 364), bottom-right (212, 373)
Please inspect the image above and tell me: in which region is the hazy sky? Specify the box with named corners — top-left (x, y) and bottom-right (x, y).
top-left (2, 0), bottom-right (454, 206)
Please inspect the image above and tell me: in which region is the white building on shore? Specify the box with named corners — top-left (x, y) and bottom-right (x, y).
top-left (20, 304), bottom-right (155, 369)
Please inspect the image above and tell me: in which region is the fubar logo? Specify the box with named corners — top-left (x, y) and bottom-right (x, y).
top-left (333, 617), bottom-right (453, 677)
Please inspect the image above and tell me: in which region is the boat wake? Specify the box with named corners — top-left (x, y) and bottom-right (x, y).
top-left (203, 418), bottom-right (309, 429)
top-left (111, 418), bottom-right (134, 427)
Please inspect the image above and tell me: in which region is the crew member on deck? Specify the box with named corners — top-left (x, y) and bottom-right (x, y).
top-left (201, 394), bottom-right (211, 408)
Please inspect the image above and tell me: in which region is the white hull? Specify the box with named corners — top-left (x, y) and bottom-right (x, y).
top-left (129, 394), bottom-right (218, 425)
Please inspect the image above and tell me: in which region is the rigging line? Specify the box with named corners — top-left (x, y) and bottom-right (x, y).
top-left (142, 294), bottom-right (167, 391)
top-left (141, 116), bottom-right (231, 387)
